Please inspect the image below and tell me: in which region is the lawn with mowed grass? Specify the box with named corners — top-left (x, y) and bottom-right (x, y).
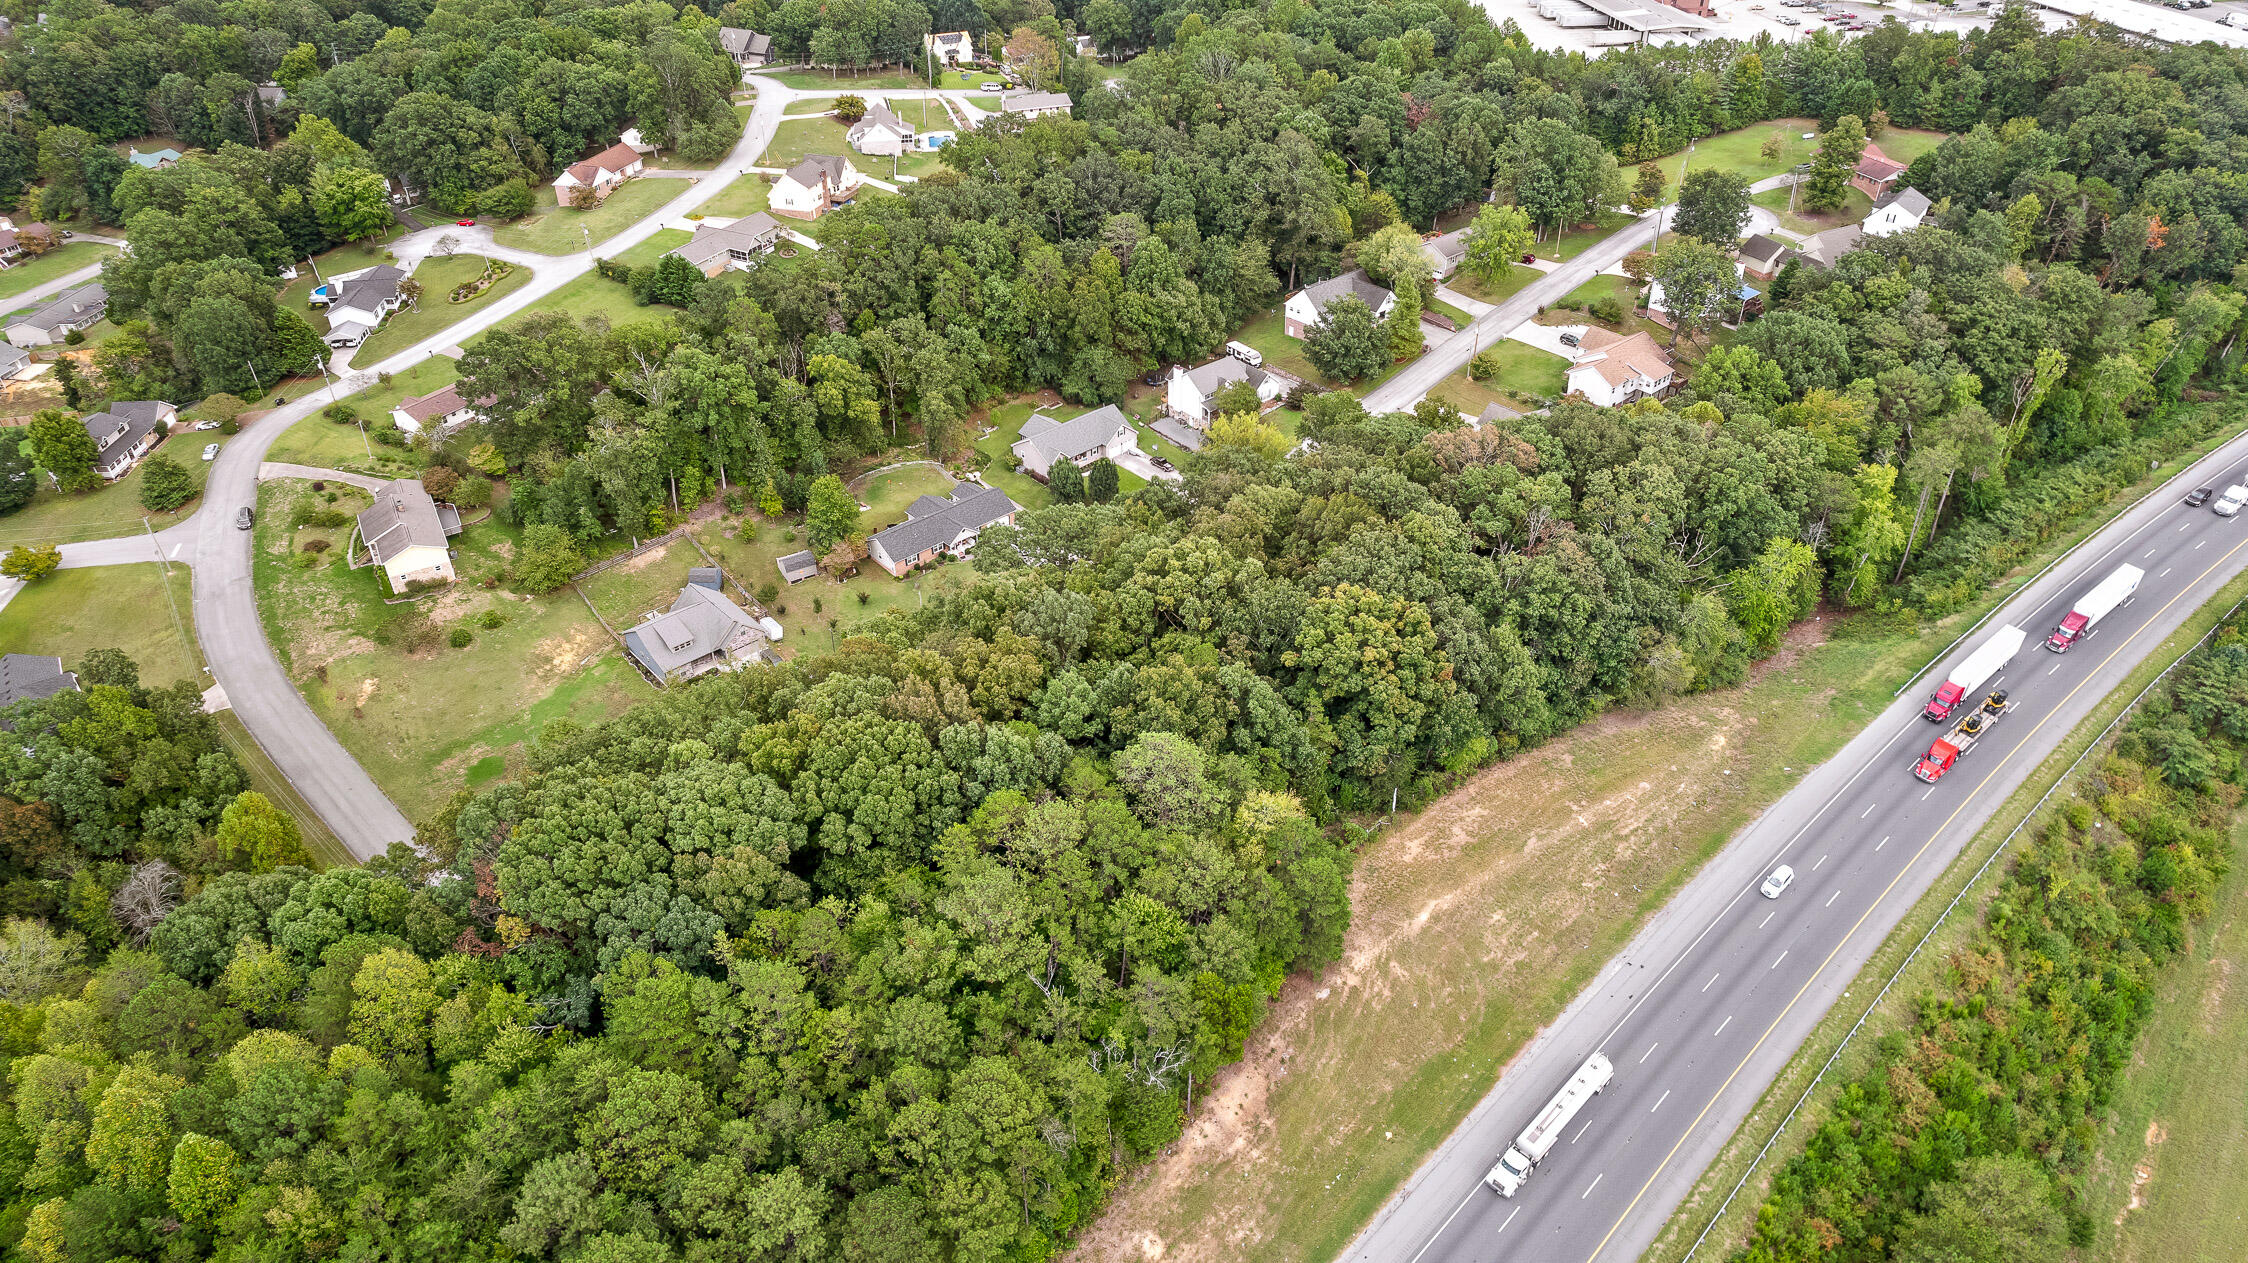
top-left (699, 175), bottom-right (774, 218)
top-left (1433, 340), bottom-right (1568, 415)
top-left (1671, 120), bottom-right (1949, 186)
top-left (1751, 184), bottom-right (1872, 235)
top-left (1538, 273), bottom-right (1670, 344)
top-left (616, 229), bottom-right (693, 270)
top-left (767, 67), bottom-right (927, 91)
top-left (0, 443), bottom-right (209, 546)
top-left (265, 355), bottom-right (455, 476)
top-left (1546, 211), bottom-right (1642, 261)
top-left (763, 117), bottom-right (856, 171)
top-left (785, 96), bottom-right (840, 114)
top-left (252, 476), bottom-right (645, 821)
top-left (970, 398), bottom-right (1057, 511)
top-left (1231, 307), bottom-right (1415, 396)
top-left (0, 563), bottom-right (199, 687)
top-left (0, 242), bottom-right (116, 303)
top-left (516, 268), bottom-right (658, 331)
top-left (350, 255), bottom-right (533, 366)
top-left (492, 179), bottom-right (683, 255)
top-left (1445, 262), bottom-right (1542, 307)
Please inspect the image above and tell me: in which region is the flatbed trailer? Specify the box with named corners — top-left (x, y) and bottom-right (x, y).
top-left (1914, 690), bottom-right (2011, 782)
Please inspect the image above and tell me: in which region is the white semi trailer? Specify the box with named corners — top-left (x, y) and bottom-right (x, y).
top-left (1484, 1053), bottom-right (1614, 1197)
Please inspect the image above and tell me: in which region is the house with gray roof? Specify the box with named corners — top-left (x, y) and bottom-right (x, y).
top-left (318, 265), bottom-right (408, 347)
top-left (8, 282), bottom-right (106, 347)
top-left (83, 400), bottom-right (176, 480)
top-left (0, 654), bottom-right (79, 716)
top-left (1422, 227), bottom-right (1472, 279)
top-left (1864, 187), bottom-right (1931, 238)
top-left (0, 342), bottom-right (33, 381)
top-left (771, 154), bottom-right (862, 220)
top-left (1738, 233), bottom-right (1790, 280)
top-left (1283, 269), bottom-right (1395, 338)
top-left (669, 213), bottom-right (784, 275)
top-left (1166, 354), bottom-right (1281, 426)
top-left (1794, 224), bottom-right (1865, 270)
top-left (1011, 404), bottom-right (1137, 481)
top-left (775, 550), bottom-right (819, 584)
top-left (623, 582), bottom-right (768, 683)
top-left (999, 90), bottom-right (1072, 120)
top-left (352, 478), bottom-right (463, 591)
top-left (717, 27), bottom-right (772, 66)
top-left (868, 483), bottom-right (1022, 576)
top-left (847, 100), bottom-right (915, 157)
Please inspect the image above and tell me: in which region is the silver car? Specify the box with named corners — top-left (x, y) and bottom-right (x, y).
top-left (1759, 865), bottom-right (1796, 899)
top-left (2215, 484), bottom-right (2248, 517)
top-left (202, 443), bottom-right (220, 461)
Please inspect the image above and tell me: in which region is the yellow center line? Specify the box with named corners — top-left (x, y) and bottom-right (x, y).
top-left (1585, 530), bottom-right (2248, 1263)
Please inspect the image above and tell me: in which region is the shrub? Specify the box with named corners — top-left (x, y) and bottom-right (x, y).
top-left (478, 177), bottom-right (533, 221)
top-left (449, 628), bottom-right (473, 648)
top-left (217, 419), bottom-right (240, 436)
top-left (62, 328), bottom-right (82, 345)
top-left (757, 582), bottom-right (779, 603)
top-left (856, 590), bottom-right (870, 606)
top-left (1588, 296), bottom-right (1627, 325)
top-left (1467, 350), bottom-right (1503, 381)
top-left (422, 466), bottom-right (461, 500)
top-left (136, 454), bottom-right (195, 512)
top-left (479, 610), bottom-right (505, 629)
top-left (451, 477), bottom-right (492, 509)
top-left (812, 597), bottom-right (823, 614)
top-left (0, 544), bottom-right (60, 582)
top-left (372, 423), bottom-right (406, 448)
top-left (302, 539), bottom-right (330, 554)
top-left (325, 403), bottom-right (359, 425)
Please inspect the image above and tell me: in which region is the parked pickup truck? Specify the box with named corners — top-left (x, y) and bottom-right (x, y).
top-left (1914, 691), bottom-right (2011, 783)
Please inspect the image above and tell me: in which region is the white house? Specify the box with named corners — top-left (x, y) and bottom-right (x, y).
top-left (0, 342), bottom-right (34, 381)
top-left (353, 478), bottom-right (464, 591)
top-left (1011, 405), bottom-right (1137, 481)
top-left (668, 213), bottom-right (784, 276)
top-left (1422, 227), bottom-right (1471, 280)
top-left (846, 100), bottom-right (914, 157)
top-left (81, 401), bottom-right (176, 481)
top-left (1564, 328), bottom-right (1675, 408)
top-left (925, 31), bottom-right (973, 64)
top-left (999, 90), bottom-right (1072, 120)
top-left (717, 27), bottom-right (772, 67)
top-left (1863, 187), bottom-right (1931, 238)
top-left (1167, 355), bottom-right (1281, 426)
top-left (6, 282), bottom-right (105, 347)
top-left (867, 484), bottom-right (1022, 577)
top-left (1283, 270), bottom-right (1395, 339)
top-left (553, 140), bottom-right (644, 194)
top-left (1647, 262), bottom-right (1758, 326)
top-left (317, 265), bottom-right (407, 347)
top-left (390, 384), bottom-right (489, 437)
top-left (771, 155), bottom-right (862, 220)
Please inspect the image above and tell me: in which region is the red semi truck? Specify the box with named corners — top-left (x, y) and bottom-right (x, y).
top-left (2046, 564), bottom-right (2143, 653)
top-left (1923, 625), bottom-right (2027, 722)
top-left (1915, 691), bottom-right (2012, 783)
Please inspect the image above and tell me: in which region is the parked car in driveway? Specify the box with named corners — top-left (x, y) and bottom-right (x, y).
top-left (201, 443), bottom-right (219, 461)
top-left (236, 507), bottom-right (255, 530)
top-left (193, 419), bottom-right (221, 431)
top-left (456, 218), bottom-right (476, 226)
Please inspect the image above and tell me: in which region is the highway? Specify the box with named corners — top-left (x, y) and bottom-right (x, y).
top-left (1342, 420), bottom-right (2248, 1263)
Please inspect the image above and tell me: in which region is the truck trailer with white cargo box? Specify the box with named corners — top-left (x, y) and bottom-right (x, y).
top-left (1922, 625), bottom-right (2026, 721)
top-left (2046, 564), bottom-right (2143, 652)
top-left (1485, 1053), bottom-right (1614, 1197)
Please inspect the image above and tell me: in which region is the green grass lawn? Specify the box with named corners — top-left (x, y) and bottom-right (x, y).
top-left (1427, 297), bottom-right (1473, 328)
top-left (1231, 307), bottom-right (1414, 396)
top-left (1540, 273), bottom-right (1668, 343)
top-left (350, 255), bottom-right (533, 367)
top-left (0, 562), bottom-right (199, 687)
top-left (785, 96), bottom-right (840, 115)
top-left (0, 242), bottom-right (116, 303)
top-left (492, 180), bottom-right (683, 255)
top-left (616, 229), bottom-right (693, 270)
top-left (699, 175), bottom-right (774, 218)
top-left (266, 356), bottom-right (455, 476)
top-left (516, 268), bottom-right (657, 332)
top-left (764, 117), bottom-right (856, 171)
top-left (970, 398), bottom-right (1056, 512)
top-left (1432, 340), bottom-right (1569, 415)
top-left (0, 442), bottom-right (209, 547)
top-left (768, 67), bottom-right (927, 91)
top-left (1751, 184), bottom-right (1873, 235)
top-left (1547, 211), bottom-right (1642, 261)
top-left (966, 95), bottom-right (1002, 111)
top-left (252, 476), bottom-right (644, 822)
top-left (936, 69), bottom-right (1005, 90)
top-left (1667, 119), bottom-right (1949, 188)
top-left (1446, 263), bottom-right (1542, 307)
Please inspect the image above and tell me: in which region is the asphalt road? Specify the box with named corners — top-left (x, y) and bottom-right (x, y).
top-left (1343, 421), bottom-right (2248, 1263)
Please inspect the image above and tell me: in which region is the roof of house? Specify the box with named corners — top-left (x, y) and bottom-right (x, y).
top-left (780, 154), bottom-right (852, 191)
top-left (1425, 227), bottom-right (1471, 265)
top-left (1874, 186), bottom-right (1931, 220)
top-left (1002, 90), bottom-right (1072, 113)
top-left (565, 141), bottom-right (642, 186)
top-left (0, 342), bottom-right (31, 373)
top-left (332, 265), bottom-right (404, 313)
top-left (623, 583), bottom-right (763, 677)
top-left (672, 213), bottom-right (784, 269)
top-left (0, 222), bottom-right (58, 253)
top-left (393, 384), bottom-right (488, 426)
top-left (82, 401), bottom-right (171, 460)
top-left (1854, 142), bottom-right (1907, 183)
top-left (1795, 223), bottom-right (1864, 268)
top-left (1739, 233), bottom-right (1789, 269)
top-left (927, 30), bottom-right (972, 48)
top-left (127, 147), bottom-right (182, 168)
top-left (687, 567), bottom-right (723, 590)
top-left (1570, 327), bottom-right (1675, 389)
top-left (1477, 401), bottom-right (1523, 425)
top-left (716, 27), bottom-right (771, 56)
top-left (15, 282), bottom-right (105, 332)
top-left (256, 83), bottom-right (286, 103)
top-left (1179, 355), bottom-right (1267, 398)
top-left (356, 478), bottom-right (461, 565)
top-left (1150, 416), bottom-right (1205, 452)
top-left (871, 484), bottom-right (1021, 560)
top-left (1014, 404), bottom-right (1131, 463)
top-left (1294, 269), bottom-right (1394, 317)
top-left (0, 654), bottom-right (79, 712)
top-left (776, 549), bottom-right (819, 581)
top-left (848, 100), bottom-right (913, 143)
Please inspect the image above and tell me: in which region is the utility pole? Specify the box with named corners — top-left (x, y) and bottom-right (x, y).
top-left (245, 357), bottom-right (264, 400)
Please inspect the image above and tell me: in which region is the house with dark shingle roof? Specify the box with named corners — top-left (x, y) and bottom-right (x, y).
top-left (1011, 405), bottom-right (1137, 481)
top-left (1850, 141), bottom-right (1908, 201)
top-left (82, 401), bottom-right (176, 480)
top-left (1794, 223), bottom-right (1865, 269)
top-left (776, 550), bottom-right (819, 584)
top-left (1739, 233), bottom-right (1790, 281)
top-left (353, 478), bottom-right (463, 591)
top-left (1283, 269), bottom-right (1395, 338)
top-left (623, 582), bottom-right (768, 683)
top-left (771, 154), bottom-right (861, 220)
top-left (1167, 355), bottom-right (1281, 426)
top-left (318, 265), bottom-right (407, 347)
top-left (8, 282), bottom-right (105, 347)
top-left (1422, 227), bottom-right (1472, 280)
top-left (717, 27), bottom-right (772, 66)
top-left (669, 213), bottom-right (784, 275)
top-left (868, 484), bottom-right (1022, 577)
top-left (847, 100), bottom-right (915, 156)
top-left (0, 654), bottom-right (79, 717)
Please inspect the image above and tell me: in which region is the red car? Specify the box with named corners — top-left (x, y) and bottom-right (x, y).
top-left (1520, 252), bottom-right (1536, 263)
top-left (456, 218), bottom-right (477, 226)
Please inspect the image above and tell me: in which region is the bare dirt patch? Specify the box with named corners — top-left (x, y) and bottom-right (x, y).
top-left (617, 544), bottom-right (673, 574)
top-left (2115, 1120), bottom-right (2167, 1226)
top-left (1067, 627), bottom-right (1875, 1263)
top-left (534, 626), bottom-right (606, 676)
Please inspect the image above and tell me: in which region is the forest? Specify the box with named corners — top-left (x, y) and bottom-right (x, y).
top-left (6, 0), bottom-right (2248, 1260)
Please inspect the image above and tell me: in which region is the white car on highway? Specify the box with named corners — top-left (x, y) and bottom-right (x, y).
top-left (1760, 865), bottom-right (1796, 898)
top-left (2214, 484), bottom-right (2248, 516)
